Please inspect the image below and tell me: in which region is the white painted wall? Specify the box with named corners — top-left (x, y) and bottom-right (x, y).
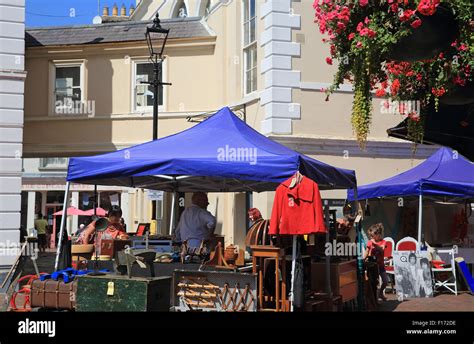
top-left (0, 0), bottom-right (25, 267)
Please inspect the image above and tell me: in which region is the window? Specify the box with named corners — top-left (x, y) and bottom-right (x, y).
top-left (243, 0), bottom-right (257, 95)
top-left (53, 63), bottom-right (84, 113)
top-left (39, 158), bottom-right (69, 170)
top-left (132, 61), bottom-right (164, 112)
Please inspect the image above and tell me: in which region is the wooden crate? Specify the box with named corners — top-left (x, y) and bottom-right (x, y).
top-left (76, 274), bottom-right (171, 312)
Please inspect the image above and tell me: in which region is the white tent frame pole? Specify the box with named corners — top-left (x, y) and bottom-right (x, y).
top-left (54, 181), bottom-right (71, 271)
top-left (417, 194), bottom-right (423, 244)
top-left (169, 192), bottom-right (176, 235)
top-left (290, 235), bottom-right (297, 312)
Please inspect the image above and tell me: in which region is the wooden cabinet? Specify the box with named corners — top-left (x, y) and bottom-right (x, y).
top-left (311, 259), bottom-right (358, 302)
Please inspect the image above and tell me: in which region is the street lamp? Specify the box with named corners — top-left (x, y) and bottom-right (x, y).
top-left (145, 12), bottom-right (172, 222)
top-left (144, 12), bottom-right (171, 140)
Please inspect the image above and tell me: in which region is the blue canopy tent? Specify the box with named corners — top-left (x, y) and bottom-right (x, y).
top-left (66, 107), bottom-right (356, 192)
top-left (57, 107), bottom-right (359, 302)
top-left (347, 147), bottom-right (474, 242)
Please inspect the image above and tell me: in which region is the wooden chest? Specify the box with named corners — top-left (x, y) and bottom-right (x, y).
top-left (311, 259), bottom-right (358, 302)
top-left (76, 275), bottom-right (171, 312)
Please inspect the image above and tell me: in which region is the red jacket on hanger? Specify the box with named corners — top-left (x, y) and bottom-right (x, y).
top-left (269, 175), bottom-right (327, 235)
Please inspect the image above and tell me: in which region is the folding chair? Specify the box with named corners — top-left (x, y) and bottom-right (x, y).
top-left (396, 236), bottom-right (419, 251)
top-left (383, 237), bottom-right (395, 293)
top-left (432, 248), bottom-right (458, 295)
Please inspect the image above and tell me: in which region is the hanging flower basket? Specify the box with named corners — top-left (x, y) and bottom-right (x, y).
top-left (313, 0), bottom-right (474, 148)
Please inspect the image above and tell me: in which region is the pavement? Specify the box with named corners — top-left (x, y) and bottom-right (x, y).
top-left (378, 292), bottom-right (474, 312)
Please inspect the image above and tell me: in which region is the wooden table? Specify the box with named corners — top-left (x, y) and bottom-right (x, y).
top-left (250, 245), bottom-right (288, 312)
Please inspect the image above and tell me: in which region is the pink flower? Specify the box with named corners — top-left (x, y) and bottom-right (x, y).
top-left (326, 57), bottom-right (333, 65)
top-left (359, 0), bottom-right (369, 7)
top-left (411, 19), bottom-right (422, 29)
top-left (360, 28), bottom-right (369, 36)
top-left (356, 41), bottom-right (363, 48)
top-left (348, 32), bottom-right (355, 40)
top-left (356, 22), bottom-right (364, 32)
top-left (367, 29), bottom-right (376, 38)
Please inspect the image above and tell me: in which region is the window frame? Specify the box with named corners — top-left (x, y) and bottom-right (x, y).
top-left (49, 60), bottom-right (85, 116)
top-left (242, 0), bottom-right (257, 96)
top-left (131, 58), bottom-right (167, 114)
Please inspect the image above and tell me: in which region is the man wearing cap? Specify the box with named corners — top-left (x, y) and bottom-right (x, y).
top-left (175, 192), bottom-right (216, 246)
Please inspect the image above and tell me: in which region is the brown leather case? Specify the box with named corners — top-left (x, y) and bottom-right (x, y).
top-left (100, 239), bottom-right (132, 257)
top-left (30, 279), bottom-right (77, 310)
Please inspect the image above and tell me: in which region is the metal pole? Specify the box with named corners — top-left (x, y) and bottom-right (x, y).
top-left (151, 62), bottom-right (159, 222)
top-left (169, 191), bottom-right (176, 235)
top-left (94, 184), bottom-right (97, 216)
top-left (417, 194), bottom-right (423, 244)
top-left (290, 235), bottom-right (297, 312)
top-left (324, 200), bottom-right (332, 296)
top-left (353, 187), bottom-right (365, 311)
top-left (54, 182), bottom-right (70, 271)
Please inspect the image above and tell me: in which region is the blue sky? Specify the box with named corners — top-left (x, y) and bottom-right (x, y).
top-left (26, 0), bottom-right (136, 27)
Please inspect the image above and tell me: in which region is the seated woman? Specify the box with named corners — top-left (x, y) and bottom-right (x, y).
top-left (78, 205), bottom-right (129, 245)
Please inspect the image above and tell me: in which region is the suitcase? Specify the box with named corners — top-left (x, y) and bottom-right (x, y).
top-left (76, 274), bottom-right (171, 312)
top-left (100, 239), bottom-right (132, 257)
top-left (30, 279), bottom-right (77, 310)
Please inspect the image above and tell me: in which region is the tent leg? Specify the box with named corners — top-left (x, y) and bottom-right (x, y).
top-left (417, 194), bottom-right (423, 244)
top-left (324, 200), bottom-right (332, 296)
top-left (353, 187), bottom-right (365, 311)
top-left (290, 235), bottom-right (297, 312)
top-left (54, 182), bottom-right (70, 271)
top-left (169, 191), bottom-right (176, 236)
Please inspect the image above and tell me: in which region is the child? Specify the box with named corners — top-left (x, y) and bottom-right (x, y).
top-left (364, 223), bottom-right (389, 302)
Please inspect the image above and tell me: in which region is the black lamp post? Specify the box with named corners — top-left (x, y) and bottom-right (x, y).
top-left (145, 12), bottom-right (171, 221)
top-left (145, 12), bottom-right (171, 140)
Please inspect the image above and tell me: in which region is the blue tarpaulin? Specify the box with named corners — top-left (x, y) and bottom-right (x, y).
top-left (67, 107), bottom-right (356, 192)
top-left (347, 147), bottom-right (474, 200)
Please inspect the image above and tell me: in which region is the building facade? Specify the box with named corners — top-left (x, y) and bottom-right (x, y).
top-left (22, 0), bottom-right (439, 247)
top-left (0, 0), bottom-right (25, 268)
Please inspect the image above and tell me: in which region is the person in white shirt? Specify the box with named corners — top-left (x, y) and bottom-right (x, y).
top-left (175, 192), bottom-right (216, 247)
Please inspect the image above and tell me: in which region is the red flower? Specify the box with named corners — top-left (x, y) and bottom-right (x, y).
top-left (356, 41), bottom-right (363, 48)
top-left (391, 79), bottom-right (401, 96)
top-left (417, 0), bottom-right (440, 16)
top-left (359, 0), bottom-right (369, 7)
top-left (411, 19), bottom-right (422, 29)
top-left (431, 87), bottom-right (446, 97)
top-left (326, 57), bottom-right (333, 65)
top-left (348, 32), bottom-right (355, 40)
top-left (375, 88), bottom-right (386, 97)
top-left (400, 9), bottom-right (414, 22)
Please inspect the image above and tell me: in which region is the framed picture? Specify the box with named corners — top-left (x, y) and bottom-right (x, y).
top-left (393, 251), bottom-right (434, 300)
top-left (135, 223), bottom-right (150, 236)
